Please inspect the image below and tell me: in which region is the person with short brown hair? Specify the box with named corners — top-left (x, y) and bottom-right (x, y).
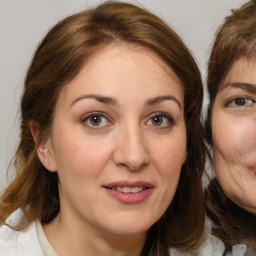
top-left (205, 1), bottom-right (256, 255)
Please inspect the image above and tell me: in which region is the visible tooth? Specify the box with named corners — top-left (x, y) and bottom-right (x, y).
top-left (131, 186), bottom-right (143, 193)
top-left (131, 187), bottom-right (139, 193)
top-left (123, 187), bottom-right (132, 193)
top-left (117, 187), bottom-right (123, 192)
top-left (115, 186), bottom-right (144, 193)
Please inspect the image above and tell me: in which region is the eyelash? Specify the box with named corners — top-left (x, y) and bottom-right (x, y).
top-left (81, 112), bottom-right (112, 128)
top-left (81, 112), bottom-right (175, 129)
top-left (146, 112), bottom-right (175, 128)
top-left (225, 97), bottom-right (256, 107)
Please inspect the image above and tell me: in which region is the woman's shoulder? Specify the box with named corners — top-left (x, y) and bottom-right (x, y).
top-left (199, 233), bottom-right (247, 256)
top-left (199, 217), bottom-right (247, 256)
top-left (225, 244), bottom-right (248, 256)
top-left (0, 209), bottom-right (44, 256)
top-left (169, 216), bottom-right (248, 256)
top-left (240, 240), bottom-right (256, 256)
top-left (168, 233), bottom-right (225, 256)
top-left (198, 232), bottom-right (225, 256)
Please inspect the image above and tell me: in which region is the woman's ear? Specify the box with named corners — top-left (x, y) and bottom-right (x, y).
top-left (29, 121), bottom-right (57, 172)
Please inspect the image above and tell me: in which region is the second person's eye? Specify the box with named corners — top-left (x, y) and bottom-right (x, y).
top-left (228, 97), bottom-right (256, 107)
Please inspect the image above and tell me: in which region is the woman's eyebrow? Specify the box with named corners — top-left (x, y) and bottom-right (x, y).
top-left (146, 95), bottom-right (181, 109)
top-left (70, 94), bottom-right (181, 109)
top-left (70, 94), bottom-right (117, 108)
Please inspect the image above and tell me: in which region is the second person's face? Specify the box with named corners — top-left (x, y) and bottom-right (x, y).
top-left (212, 58), bottom-right (256, 214)
top-left (40, 43), bottom-right (187, 238)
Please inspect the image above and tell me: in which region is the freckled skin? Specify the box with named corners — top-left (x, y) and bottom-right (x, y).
top-left (212, 58), bottom-right (256, 215)
top-left (37, 44), bottom-right (187, 255)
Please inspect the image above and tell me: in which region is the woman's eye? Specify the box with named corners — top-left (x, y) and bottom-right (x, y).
top-left (228, 97), bottom-right (256, 107)
top-left (146, 113), bottom-right (174, 128)
top-left (82, 113), bottom-right (110, 128)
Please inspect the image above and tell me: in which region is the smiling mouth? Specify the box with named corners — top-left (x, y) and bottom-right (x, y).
top-left (103, 182), bottom-right (154, 204)
top-left (103, 181), bottom-right (153, 195)
top-left (249, 165), bottom-right (256, 172)
top-left (108, 186), bottom-right (146, 194)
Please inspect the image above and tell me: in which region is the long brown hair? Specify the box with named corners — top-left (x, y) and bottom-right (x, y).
top-left (205, 0), bottom-right (256, 252)
top-left (0, 1), bottom-right (206, 254)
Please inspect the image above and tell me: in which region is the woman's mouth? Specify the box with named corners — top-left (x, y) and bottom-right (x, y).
top-left (103, 181), bottom-right (154, 204)
top-left (111, 186), bottom-right (144, 193)
top-left (248, 164), bottom-right (256, 176)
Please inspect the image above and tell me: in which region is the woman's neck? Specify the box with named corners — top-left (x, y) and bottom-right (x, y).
top-left (43, 212), bottom-right (147, 256)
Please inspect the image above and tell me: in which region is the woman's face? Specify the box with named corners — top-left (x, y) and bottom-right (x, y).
top-left (39, 44), bottom-right (186, 236)
top-left (212, 58), bottom-right (256, 214)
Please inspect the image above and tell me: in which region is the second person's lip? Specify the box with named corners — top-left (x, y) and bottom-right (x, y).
top-left (248, 164), bottom-right (256, 171)
top-left (247, 164), bottom-right (256, 176)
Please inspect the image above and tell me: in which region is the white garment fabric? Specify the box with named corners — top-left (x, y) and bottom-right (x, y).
top-left (0, 209), bottom-right (58, 256)
top-left (196, 217), bottom-right (247, 256)
top-left (169, 235), bottom-right (247, 256)
top-left (225, 244), bottom-right (248, 256)
top-left (197, 217), bottom-right (247, 256)
top-left (0, 210), bottom-right (44, 256)
top-left (35, 220), bottom-right (58, 256)
top-left (197, 235), bottom-right (247, 256)
top-left (169, 217), bottom-right (247, 256)
top-left (169, 234), bottom-right (225, 256)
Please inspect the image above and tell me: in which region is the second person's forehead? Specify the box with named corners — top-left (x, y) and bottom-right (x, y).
top-left (218, 59), bottom-right (256, 91)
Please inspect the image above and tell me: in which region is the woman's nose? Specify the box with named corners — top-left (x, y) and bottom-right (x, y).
top-left (113, 125), bottom-right (150, 171)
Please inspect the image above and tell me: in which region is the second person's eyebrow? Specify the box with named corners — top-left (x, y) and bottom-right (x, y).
top-left (224, 82), bottom-right (256, 93)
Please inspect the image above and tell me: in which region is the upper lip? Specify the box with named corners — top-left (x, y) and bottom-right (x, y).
top-left (103, 181), bottom-right (154, 189)
top-left (249, 165), bottom-right (256, 171)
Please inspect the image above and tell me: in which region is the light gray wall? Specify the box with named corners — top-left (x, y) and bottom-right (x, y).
top-left (0, 0), bottom-right (246, 191)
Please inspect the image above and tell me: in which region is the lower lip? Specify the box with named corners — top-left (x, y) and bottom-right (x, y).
top-left (248, 170), bottom-right (256, 177)
top-left (248, 166), bottom-right (256, 176)
top-left (104, 188), bottom-right (153, 204)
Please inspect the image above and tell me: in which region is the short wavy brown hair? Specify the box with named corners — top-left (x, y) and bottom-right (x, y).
top-left (206, 0), bottom-right (256, 143)
top-left (0, 1), bottom-right (206, 255)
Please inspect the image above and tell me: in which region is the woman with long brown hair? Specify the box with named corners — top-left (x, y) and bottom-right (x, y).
top-left (205, 1), bottom-right (256, 255)
top-left (0, 1), bottom-right (207, 255)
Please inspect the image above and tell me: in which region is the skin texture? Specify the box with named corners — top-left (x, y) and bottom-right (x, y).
top-left (212, 58), bottom-right (256, 215)
top-left (35, 43), bottom-right (186, 256)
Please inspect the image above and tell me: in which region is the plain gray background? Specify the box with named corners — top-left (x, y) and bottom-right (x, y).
top-left (0, 0), bottom-right (246, 191)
